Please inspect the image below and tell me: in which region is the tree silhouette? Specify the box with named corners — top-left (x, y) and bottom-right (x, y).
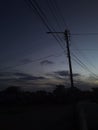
top-left (53, 85), bottom-right (66, 96)
top-left (4, 86), bottom-right (21, 94)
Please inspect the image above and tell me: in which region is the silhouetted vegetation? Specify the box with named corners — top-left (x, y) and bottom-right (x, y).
top-left (0, 85), bottom-right (98, 130)
top-left (0, 85), bottom-right (98, 106)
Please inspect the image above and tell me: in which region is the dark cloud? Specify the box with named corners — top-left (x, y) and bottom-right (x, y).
top-left (47, 70), bottom-right (81, 79)
top-left (54, 70), bottom-right (69, 77)
top-left (13, 72), bottom-right (45, 81)
top-left (40, 60), bottom-right (54, 65)
top-left (0, 72), bottom-right (46, 81)
top-left (21, 59), bottom-right (32, 64)
top-left (55, 70), bottom-right (80, 77)
top-left (19, 75), bottom-right (45, 81)
top-left (73, 73), bottom-right (81, 77)
top-left (0, 71), bottom-right (47, 91)
top-left (0, 71), bottom-right (97, 92)
top-left (0, 72), bottom-right (13, 77)
top-left (14, 72), bottom-right (31, 77)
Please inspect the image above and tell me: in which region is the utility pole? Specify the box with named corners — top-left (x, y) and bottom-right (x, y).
top-left (64, 30), bottom-right (74, 88)
top-left (47, 29), bottom-right (74, 88)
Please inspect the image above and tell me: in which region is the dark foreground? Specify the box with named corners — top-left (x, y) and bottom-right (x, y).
top-left (0, 104), bottom-right (77, 130)
top-left (0, 102), bottom-right (98, 130)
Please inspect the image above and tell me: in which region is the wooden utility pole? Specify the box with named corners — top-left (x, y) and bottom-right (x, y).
top-left (64, 30), bottom-right (74, 88)
top-left (47, 29), bottom-right (74, 88)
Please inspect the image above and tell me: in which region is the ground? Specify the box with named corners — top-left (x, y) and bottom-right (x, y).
top-left (0, 104), bottom-right (76, 130)
top-left (0, 102), bottom-right (98, 130)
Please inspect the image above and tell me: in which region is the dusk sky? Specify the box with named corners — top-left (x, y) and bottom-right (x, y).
top-left (0, 0), bottom-right (98, 91)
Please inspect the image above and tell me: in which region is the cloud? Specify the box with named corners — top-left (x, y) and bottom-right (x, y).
top-left (0, 71), bottom-right (47, 91)
top-left (0, 72), bottom-right (13, 77)
top-left (13, 72), bottom-right (45, 81)
top-left (20, 58), bottom-right (32, 64)
top-left (47, 70), bottom-right (81, 79)
top-left (40, 60), bottom-right (54, 66)
top-left (73, 73), bottom-right (81, 77)
top-left (54, 70), bottom-right (69, 77)
top-left (19, 75), bottom-right (45, 81)
top-left (55, 70), bottom-right (80, 77)
top-left (14, 72), bottom-right (31, 77)
top-left (0, 70), bottom-right (98, 92)
top-left (0, 72), bottom-right (46, 82)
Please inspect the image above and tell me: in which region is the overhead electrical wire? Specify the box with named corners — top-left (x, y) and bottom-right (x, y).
top-left (71, 44), bottom-right (97, 71)
top-left (71, 32), bottom-right (98, 36)
top-left (72, 57), bottom-right (98, 79)
top-left (25, 0), bottom-right (98, 79)
top-left (0, 0), bottom-right (66, 72)
top-left (0, 0), bottom-right (66, 71)
top-left (71, 52), bottom-right (98, 78)
top-left (0, 51), bottom-right (65, 72)
top-left (72, 49), bottom-right (98, 51)
top-left (72, 53), bottom-right (97, 77)
top-left (0, 0), bottom-right (97, 80)
top-left (71, 57), bottom-right (97, 79)
top-left (47, 0), bottom-right (62, 30)
top-left (53, 0), bottom-right (68, 28)
top-left (26, 0), bottom-right (65, 50)
top-left (47, 0), bottom-right (67, 46)
top-left (46, 0), bottom-right (65, 44)
top-left (30, 0), bottom-right (98, 78)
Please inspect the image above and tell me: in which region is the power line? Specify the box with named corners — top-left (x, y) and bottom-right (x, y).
top-left (72, 57), bottom-right (98, 79)
top-left (25, 0), bottom-right (98, 80)
top-left (72, 53), bottom-right (96, 76)
top-left (48, 30), bottom-right (75, 88)
top-left (71, 52), bottom-right (98, 78)
top-left (71, 44), bottom-right (97, 71)
top-left (47, 0), bottom-right (62, 30)
top-left (26, 0), bottom-right (65, 50)
top-left (53, 0), bottom-right (68, 28)
top-left (47, 0), bottom-right (68, 46)
top-left (71, 32), bottom-right (98, 36)
top-left (28, 1), bottom-right (98, 37)
top-left (72, 49), bottom-right (98, 51)
top-left (26, 0), bottom-right (71, 56)
top-left (0, 51), bottom-right (64, 72)
top-left (48, 0), bottom-right (68, 46)
top-left (46, 0), bottom-right (66, 44)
